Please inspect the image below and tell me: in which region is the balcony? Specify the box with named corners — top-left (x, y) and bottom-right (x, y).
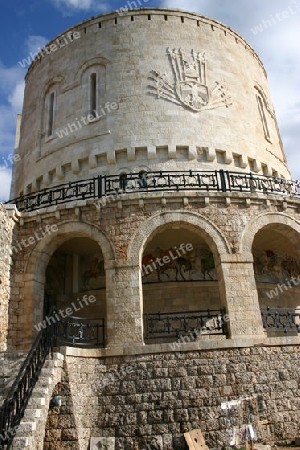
top-left (7, 170), bottom-right (300, 212)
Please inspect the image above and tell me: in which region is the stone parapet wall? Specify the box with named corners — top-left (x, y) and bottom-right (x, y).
top-left (65, 344), bottom-right (300, 449)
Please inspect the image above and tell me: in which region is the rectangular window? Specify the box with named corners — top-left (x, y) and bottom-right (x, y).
top-left (47, 92), bottom-right (55, 137)
top-left (90, 73), bottom-right (97, 117)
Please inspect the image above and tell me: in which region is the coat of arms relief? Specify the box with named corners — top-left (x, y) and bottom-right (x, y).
top-left (149, 48), bottom-right (232, 112)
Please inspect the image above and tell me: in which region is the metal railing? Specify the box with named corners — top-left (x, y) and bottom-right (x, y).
top-left (261, 307), bottom-right (300, 333)
top-left (56, 316), bottom-right (105, 347)
top-left (0, 324), bottom-right (55, 449)
top-left (7, 170), bottom-right (300, 212)
top-left (0, 316), bottom-right (105, 448)
top-left (144, 308), bottom-right (228, 341)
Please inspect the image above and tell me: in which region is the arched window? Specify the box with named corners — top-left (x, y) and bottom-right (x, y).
top-left (90, 73), bottom-right (97, 117)
top-left (47, 92), bottom-right (55, 137)
top-left (257, 94), bottom-right (271, 141)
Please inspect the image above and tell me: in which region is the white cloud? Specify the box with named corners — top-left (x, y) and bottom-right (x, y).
top-left (0, 34), bottom-right (49, 202)
top-left (8, 82), bottom-right (25, 112)
top-left (0, 65), bottom-right (25, 202)
top-left (50, 0), bottom-right (108, 15)
top-left (25, 35), bottom-right (49, 55)
top-left (159, 0), bottom-right (300, 179)
top-left (0, 167), bottom-right (12, 202)
top-left (0, 63), bottom-right (24, 94)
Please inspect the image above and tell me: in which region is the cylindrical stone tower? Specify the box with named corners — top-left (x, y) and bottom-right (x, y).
top-left (12, 8), bottom-right (290, 197)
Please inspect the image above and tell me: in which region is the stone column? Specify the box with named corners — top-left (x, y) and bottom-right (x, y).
top-left (218, 255), bottom-right (265, 339)
top-left (105, 265), bottom-right (143, 347)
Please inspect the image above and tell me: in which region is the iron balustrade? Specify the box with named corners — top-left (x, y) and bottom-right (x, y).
top-left (0, 324), bottom-right (55, 449)
top-left (144, 308), bottom-right (228, 341)
top-left (6, 170), bottom-right (300, 212)
top-left (55, 316), bottom-right (105, 347)
top-left (0, 317), bottom-right (105, 449)
top-left (261, 307), bottom-right (300, 333)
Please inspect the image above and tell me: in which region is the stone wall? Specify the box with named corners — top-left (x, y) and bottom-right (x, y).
top-left (65, 344), bottom-right (300, 450)
top-left (0, 204), bottom-right (15, 351)
top-left (44, 361), bottom-right (80, 450)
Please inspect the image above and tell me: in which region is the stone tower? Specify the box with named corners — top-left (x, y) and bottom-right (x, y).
top-left (1, 8), bottom-right (300, 450)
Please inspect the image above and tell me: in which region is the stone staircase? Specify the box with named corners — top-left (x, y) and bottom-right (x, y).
top-left (0, 352), bottom-right (64, 450)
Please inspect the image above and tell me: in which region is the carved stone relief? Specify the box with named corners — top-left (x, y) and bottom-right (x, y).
top-left (150, 48), bottom-right (232, 112)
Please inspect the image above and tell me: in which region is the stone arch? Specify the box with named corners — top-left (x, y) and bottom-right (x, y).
top-left (240, 212), bottom-right (300, 259)
top-left (128, 210), bottom-right (231, 266)
top-left (74, 56), bottom-right (110, 85)
top-left (127, 211), bottom-right (230, 344)
top-left (40, 76), bottom-right (66, 102)
top-left (242, 213), bottom-right (300, 335)
top-left (22, 220), bottom-right (115, 343)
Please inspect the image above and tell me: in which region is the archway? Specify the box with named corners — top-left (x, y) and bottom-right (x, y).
top-left (21, 221), bottom-right (115, 347)
top-left (44, 236), bottom-right (106, 346)
top-left (252, 224), bottom-right (300, 335)
top-left (140, 221), bottom-right (227, 344)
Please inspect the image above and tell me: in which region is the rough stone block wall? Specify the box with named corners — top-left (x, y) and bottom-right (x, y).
top-left (44, 361), bottom-right (80, 450)
top-left (0, 204), bottom-right (15, 351)
top-left (65, 345), bottom-right (300, 450)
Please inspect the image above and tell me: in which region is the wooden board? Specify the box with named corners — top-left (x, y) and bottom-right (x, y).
top-left (184, 429), bottom-right (209, 450)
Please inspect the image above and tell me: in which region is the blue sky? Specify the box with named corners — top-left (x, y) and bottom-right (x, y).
top-left (0, 0), bottom-right (299, 201)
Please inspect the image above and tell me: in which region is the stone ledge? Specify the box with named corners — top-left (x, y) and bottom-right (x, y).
top-left (11, 190), bottom-right (300, 221)
top-left (60, 335), bottom-right (300, 358)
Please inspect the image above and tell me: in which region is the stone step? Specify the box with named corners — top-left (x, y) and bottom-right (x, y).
top-left (23, 408), bottom-right (42, 421)
top-left (14, 421), bottom-right (37, 437)
top-left (11, 436), bottom-right (33, 450)
top-left (35, 377), bottom-right (53, 388)
top-left (31, 386), bottom-right (49, 397)
top-left (27, 395), bottom-right (46, 408)
top-left (40, 368), bottom-right (56, 378)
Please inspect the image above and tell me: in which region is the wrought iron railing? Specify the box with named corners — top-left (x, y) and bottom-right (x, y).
top-left (0, 324), bottom-right (55, 449)
top-left (7, 170), bottom-right (300, 212)
top-left (0, 316), bottom-right (105, 448)
top-left (144, 308), bottom-right (228, 341)
top-left (56, 316), bottom-right (105, 347)
top-left (261, 307), bottom-right (300, 333)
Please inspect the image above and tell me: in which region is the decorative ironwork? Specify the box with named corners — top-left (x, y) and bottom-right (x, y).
top-left (261, 307), bottom-right (300, 333)
top-left (144, 308), bottom-right (228, 341)
top-left (0, 324), bottom-right (55, 449)
top-left (6, 171), bottom-right (300, 212)
top-left (8, 177), bottom-right (98, 212)
top-left (56, 316), bottom-right (105, 347)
